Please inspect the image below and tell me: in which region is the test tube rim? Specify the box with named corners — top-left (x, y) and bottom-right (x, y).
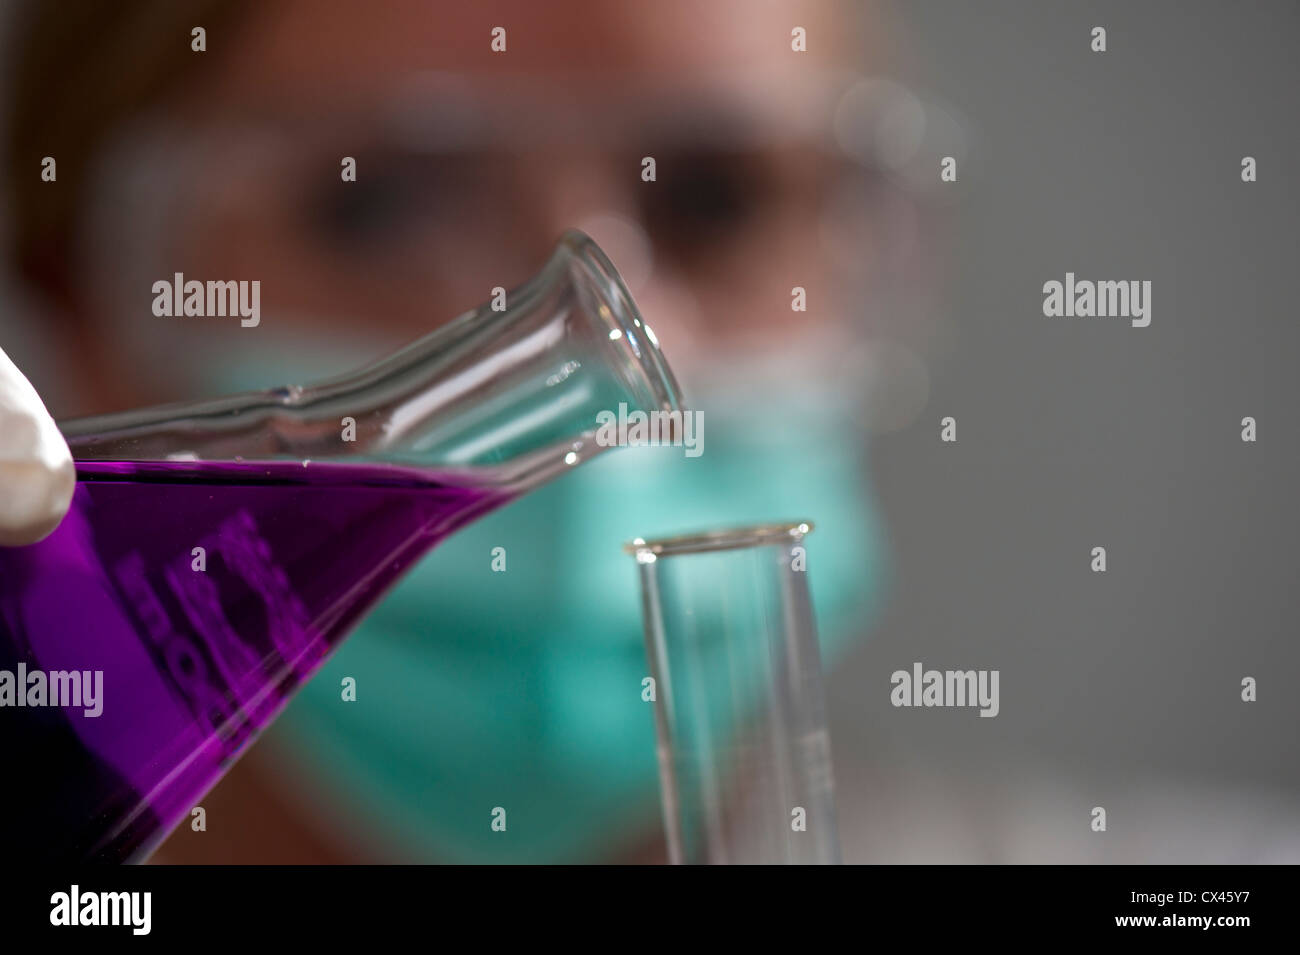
top-left (623, 520), bottom-right (814, 559)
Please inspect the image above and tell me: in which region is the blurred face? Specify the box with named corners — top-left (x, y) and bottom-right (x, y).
top-left (26, 0), bottom-right (912, 865)
top-left (71, 0), bottom-right (891, 404)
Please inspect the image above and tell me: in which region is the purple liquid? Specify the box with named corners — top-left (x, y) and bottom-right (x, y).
top-left (0, 458), bottom-right (512, 862)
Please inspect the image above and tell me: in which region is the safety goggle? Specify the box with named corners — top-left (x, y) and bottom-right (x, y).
top-left (82, 70), bottom-right (965, 324)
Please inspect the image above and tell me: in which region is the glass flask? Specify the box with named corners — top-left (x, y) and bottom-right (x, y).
top-left (0, 231), bottom-right (681, 863)
top-left (627, 521), bottom-right (841, 864)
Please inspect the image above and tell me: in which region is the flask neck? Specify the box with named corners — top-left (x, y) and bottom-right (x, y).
top-left (62, 231), bottom-right (682, 493)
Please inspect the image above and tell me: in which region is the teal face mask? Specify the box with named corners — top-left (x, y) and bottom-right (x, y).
top-left (207, 348), bottom-right (888, 862)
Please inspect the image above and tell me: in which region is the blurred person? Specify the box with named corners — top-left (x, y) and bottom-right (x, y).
top-left (3, 0), bottom-right (935, 861)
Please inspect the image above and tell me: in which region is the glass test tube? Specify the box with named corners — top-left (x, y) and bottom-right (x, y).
top-left (626, 521), bottom-right (841, 864)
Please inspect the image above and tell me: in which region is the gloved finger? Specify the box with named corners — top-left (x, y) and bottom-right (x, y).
top-left (0, 345), bottom-right (75, 546)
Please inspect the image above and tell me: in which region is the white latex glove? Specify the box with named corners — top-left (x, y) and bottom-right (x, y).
top-left (0, 345), bottom-right (75, 545)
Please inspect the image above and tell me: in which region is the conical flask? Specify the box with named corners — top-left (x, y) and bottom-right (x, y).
top-left (0, 231), bottom-right (681, 863)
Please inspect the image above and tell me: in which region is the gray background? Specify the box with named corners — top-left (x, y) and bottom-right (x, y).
top-left (828, 0), bottom-right (1300, 862)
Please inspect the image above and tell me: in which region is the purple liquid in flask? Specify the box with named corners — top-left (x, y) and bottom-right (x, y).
top-left (0, 461), bottom-right (511, 861)
top-left (0, 232), bottom-right (681, 862)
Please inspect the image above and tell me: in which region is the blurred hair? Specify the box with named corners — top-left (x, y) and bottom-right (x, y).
top-left (3, 0), bottom-right (243, 305)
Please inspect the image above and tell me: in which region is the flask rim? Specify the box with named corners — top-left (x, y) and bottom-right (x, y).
top-left (556, 228), bottom-right (683, 417)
